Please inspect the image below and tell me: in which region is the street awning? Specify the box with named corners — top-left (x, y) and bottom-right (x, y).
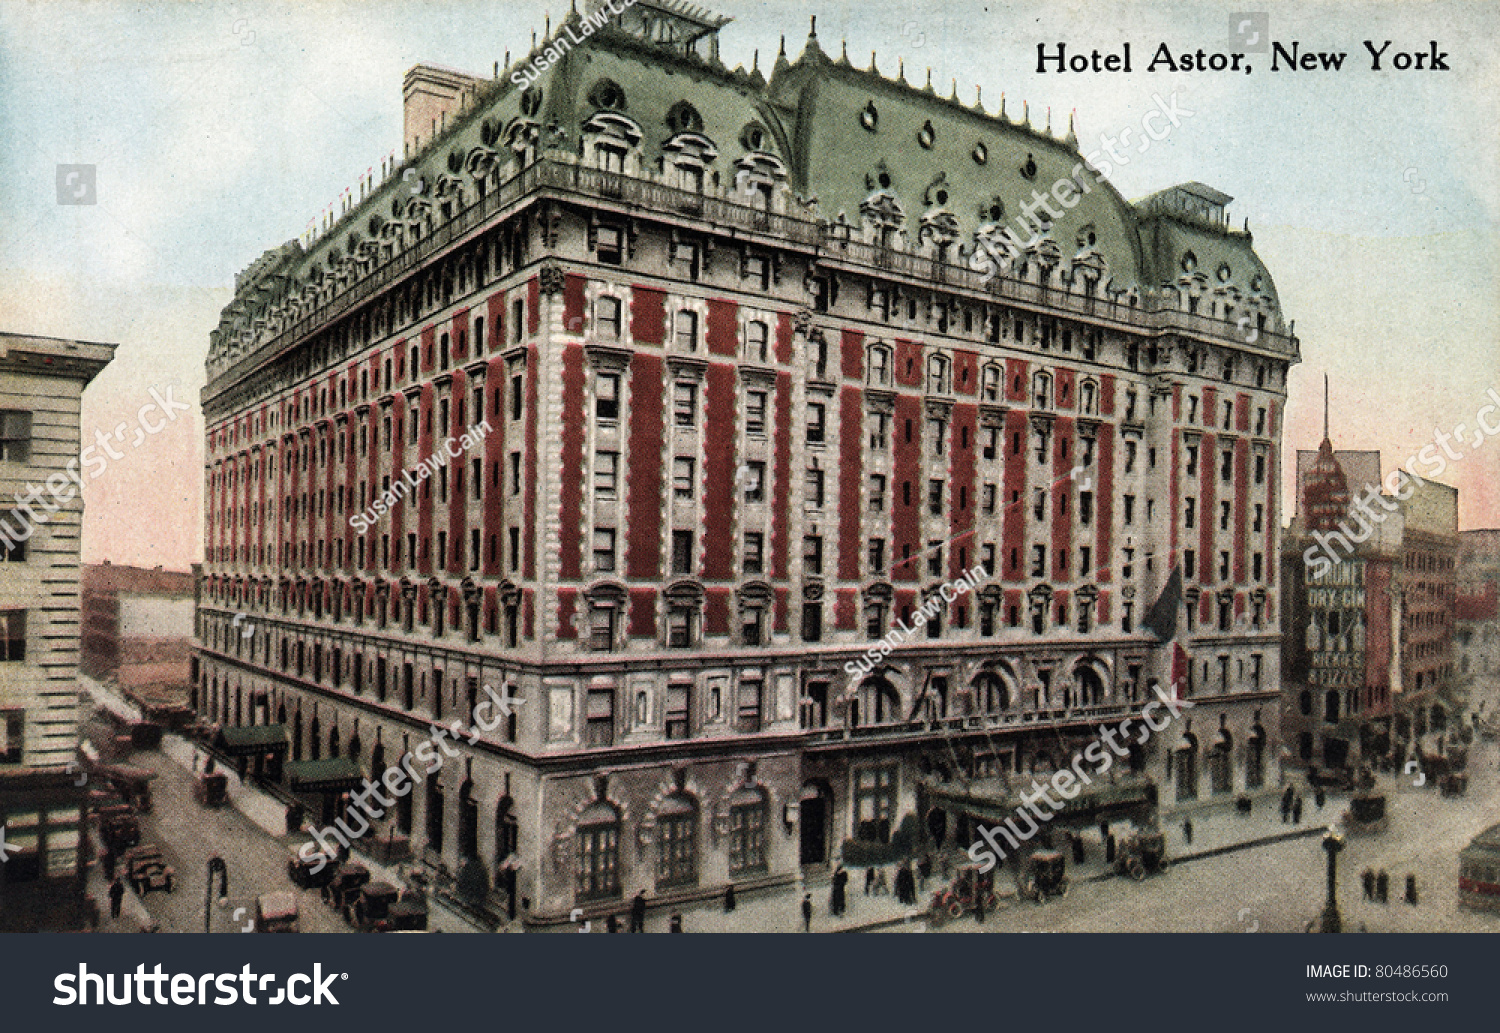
top-left (924, 774), bottom-right (1157, 826)
top-left (284, 757), bottom-right (364, 793)
top-left (216, 724), bottom-right (290, 756)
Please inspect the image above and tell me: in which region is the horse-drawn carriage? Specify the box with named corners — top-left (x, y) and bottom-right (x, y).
top-left (1113, 830), bottom-right (1169, 881)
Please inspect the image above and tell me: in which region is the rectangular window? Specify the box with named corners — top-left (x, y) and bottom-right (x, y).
top-left (673, 457), bottom-right (696, 500)
top-left (868, 538), bottom-right (886, 575)
top-left (596, 225), bottom-right (623, 265)
top-left (0, 412), bottom-right (31, 463)
top-left (869, 473), bottom-right (886, 512)
top-left (744, 461), bottom-right (765, 502)
top-left (1123, 495), bottom-right (1135, 525)
top-left (1184, 549), bottom-right (1196, 580)
top-left (743, 532), bottom-right (764, 575)
top-left (982, 483), bottom-right (997, 514)
top-left (0, 515), bottom-right (27, 562)
top-left (801, 602), bottom-right (822, 642)
top-left (674, 310), bottom-right (698, 352)
top-left (746, 321), bottom-right (769, 362)
top-left (595, 372), bottom-right (620, 422)
top-left (982, 543), bottom-right (996, 576)
top-left (673, 382), bottom-right (697, 428)
top-left (728, 801), bottom-right (767, 873)
top-left (0, 711), bottom-right (22, 763)
top-left (589, 605), bottom-right (617, 652)
top-left (736, 680), bottom-right (763, 733)
top-left (664, 685), bottom-right (691, 741)
top-left (667, 606), bottom-right (694, 648)
top-left (0, 610), bottom-right (25, 662)
top-left (806, 468), bottom-right (825, 508)
top-left (869, 412), bottom-right (890, 450)
top-left (1079, 491), bottom-right (1093, 526)
top-left (672, 530), bottom-right (694, 575)
top-left (928, 479), bottom-right (944, 516)
top-left (509, 452), bottom-right (522, 495)
top-left (595, 295), bottom-right (622, 337)
top-left (593, 528), bottom-right (616, 573)
top-left (927, 541), bottom-right (943, 578)
top-left (1031, 546), bottom-right (1046, 578)
top-left (585, 690), bottom-right (615, 747)
top-left (594, 451), bottom-right (619, 498)
top-left (806, 403), bottom-right (825, 445)
top-left (803, 535), bottom-right (823, 575)
top-left (745, 391), bottom-right (767, 437)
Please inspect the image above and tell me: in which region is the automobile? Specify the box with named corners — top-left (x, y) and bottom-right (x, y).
top-left (255, 892), bottom-right (300, 933)
top-left (929, 863), bottom-right (998, 924)
top-left (349, 881), bottom-right (401, 930)
top-left (287, 849), bottom-right (340, 889)
top-left (1343, 793), bottom-right (1388, 834)
top-left (194, 771), bottom-right (229, 807)
top-left (122, 844), bottom-right (175, 895)
top-left (1441, 773), bottom-right (1469, 798)
top-left (322, 862), bottom-right (370, 910)
top-left (1020, 850), bottom-right (1068, 903)
top-left (1113, 830), bottom-right (1169, 881)
top-left (95, 803), bottom-right (141, 852)
top-left (383, 899), bottom-right (429, 932)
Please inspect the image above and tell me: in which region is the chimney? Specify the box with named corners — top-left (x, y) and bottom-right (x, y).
top-left (403, 64), bottom-right (488, 158)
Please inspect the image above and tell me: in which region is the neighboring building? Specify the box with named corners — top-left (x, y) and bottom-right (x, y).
top-left (195, 3), bottom-right (1297, 927)
top-left (1281, 420), bottom-right (1459, 770)
top-left (1455, 530), bottom-right (1500, 686)
top-left (0, 330), bottom-right (116, 932)
top-left (80, 562), bottom-right (195, 717)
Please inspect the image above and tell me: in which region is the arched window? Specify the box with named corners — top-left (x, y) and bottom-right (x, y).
top-left (1032, 371), bottom-right (1052, 409)
top-left (981, 364), bottom-right (1001, 401)
top-left (576, 799), bottom-right (621, 901)
top-left (1174, 734), bottom-right (1198, 802)
top-left (656, 793), bottom-right (698, 888)
top-left (926, 353), bottom-right (951, 394)
top-left (1209, 730), bottom-right (1233, 794)
top-left (745, 320), bottom-right (769, 362)
top-left (673, 310), bottom-right (698, 352)
top-left (867, 343), bottom-right (891, 386)
top-left (459, 779), bottom-right (479, 858)
top-left (425, 778), bottom-right (445, 854)
top-left (1080, 379), bottom-right (1098, 415)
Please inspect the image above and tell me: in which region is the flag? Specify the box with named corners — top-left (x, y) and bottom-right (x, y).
top-left (1143, 565), bottom-right (1182, 642)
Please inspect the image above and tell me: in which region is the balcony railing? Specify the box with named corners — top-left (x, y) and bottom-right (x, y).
top-left (802, 699), bottom-right (1141, 746)
top-left (210, 156), bottom-right (1298, 402)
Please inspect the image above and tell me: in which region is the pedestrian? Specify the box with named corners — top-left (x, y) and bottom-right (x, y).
top-left (865, 866), bottom-right (875, 895)
top-left (724, 884), bottom-right (736, 912)
top-left (1405, 874), bottom-right (1418, 905)
top-left (1281, 784), bottom-right (1295, 823)
top-left (831, 865), bottom-right (848, 917)
top-left (108, 877), bottom-right (125, 919)
top-left (1106, 832), bottom-right (1117, 864)
top-left (1292, 796), bottom-right (1303, 824)
top-left (917, 855), bottom-right (932, 892)
top-left (669, 911), bottom-right (683, 933)
top-left (873, 868), bottom-right (889, 896)
top-left (630, 889), bottom-right (647, 933)
top-left (1183, 818), bottom-right (1194, 846)
top-left (606, 913), bottom-right (620, 933)
top-left (1362, 868), bottom-right (1375, 901)
top-left (973, 890), bottom-right (986, 924)
top-left (1098, 820), bottom-right (1110, 846)
top-left (1070, 832), bottom-right (1085, 865)
top-left (1314, 787), bottom-right (1326, 810)
top-left (1376, 870), bottom-right (1389, 904)
top-left (895, 863), bottom-right (912, 905)
top-left (802, 892), bottom-right (813, 932)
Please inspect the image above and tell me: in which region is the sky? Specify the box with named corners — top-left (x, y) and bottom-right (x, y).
top-left (0, 0), bottom-right (1496, 569)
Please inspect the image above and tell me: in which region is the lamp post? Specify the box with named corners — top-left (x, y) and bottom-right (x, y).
top-left (1318, 828), bottom-right (1345, 933)
top-left (204, 856), bottom-right (229, 934)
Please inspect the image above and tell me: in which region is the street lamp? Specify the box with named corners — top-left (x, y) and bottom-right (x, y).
top-left (204, 856), bottom-right (229, 934)
top-left (1318, 828), bottom-right (1345, 934)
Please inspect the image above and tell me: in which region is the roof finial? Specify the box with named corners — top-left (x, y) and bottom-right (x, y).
top-left (841, 39), bottom-right (849, 63)
top-left (897, 57), bottom-right (905, 81)
top-left (779, 34), bottom-right (787, 57)
top-left (869, 50), bottom-right (878, 74)
top-left (925, 67), bottom-right (932, 89)
top-left (999, 91), bottom-right (1006, 119)
top-left (1046, 105), bottom-right (1052, 134)
top-left (976, 84), bottom-right (982, 108)
top-left (752, 48), bottom-right (759, 71)
top-left (545, 12), bottom-right (550, 36)
top-left (809, 14), bottom-right (817, 38)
